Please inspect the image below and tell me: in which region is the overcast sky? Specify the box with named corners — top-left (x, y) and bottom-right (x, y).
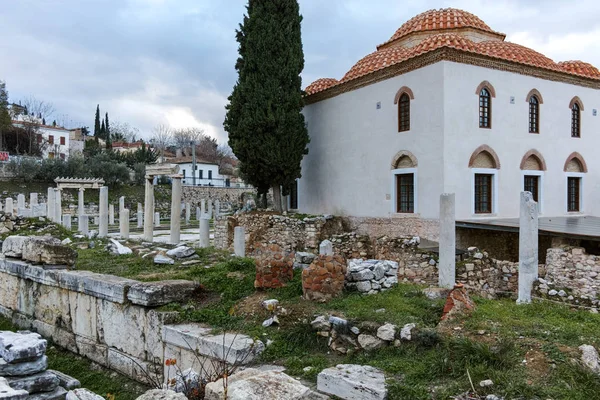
top-left (1, 0), bottom-right (599, 144)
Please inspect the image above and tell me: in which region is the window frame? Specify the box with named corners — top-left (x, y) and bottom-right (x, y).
top-left (571, 103), bottom-right (581, 138)
top-left (522, 171), bottom-right (544, 214)
top-left (398, 93), bottom-right (410, 132)
top-left (391, 168), bottom-right (418, 214)
top-left (566, 173), bottom-right (584, 213)
top-left (471, 168), bottom-right (498, 215)
top-left (48, 135), bottom-right (54, 145)
top-left (60, 136), bottom-right (66, 145)
top-left (479, 88), bottom-right (492, 129)
top-left (529, 95), bottom-right (540, 134)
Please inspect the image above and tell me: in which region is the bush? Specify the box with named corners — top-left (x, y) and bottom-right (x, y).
top-left (87, 153), bottom-right (131, 186)
top-left (7, 157), bottom-right (40, 182)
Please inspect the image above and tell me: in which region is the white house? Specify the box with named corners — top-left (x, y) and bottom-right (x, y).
top-left (11, 119), bottom-right (71, 160)
top-left (299, 8), bottom-right (600, 226)
top-left (171, 157), bottom-right (250, 188)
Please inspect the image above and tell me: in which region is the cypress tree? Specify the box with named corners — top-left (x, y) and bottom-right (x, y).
top-left (94, 105), bottom-right (101, 137)
top-left (100, 119), bottom-right (105, 140)
top-left (105, 112), bottom-right (112, 148)
top-left (0, 81), bottom-right (11, 151)
top-left (224, 0), bottom-right (309, 211)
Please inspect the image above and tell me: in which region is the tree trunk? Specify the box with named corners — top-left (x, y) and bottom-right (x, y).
top-left (261, 193), bottom-right (268, 209)
top-left (272, 185), bottom-right (283, 212)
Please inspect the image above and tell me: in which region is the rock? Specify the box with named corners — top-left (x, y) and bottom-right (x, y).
top-left (473, 252), bottom-right (484, 259)
top-left (350, 326), bottom-right (360, 335)
top-left (127, 280), bottom-right (199, 307)
top-left (87, 231), bottom-right (98, 240)
top-left (548, 289), bottom-right (558, 296)
top-left (0, 331), bottom-right (47, 363)
top-left (172, 368), bottom-right (199, 394)
top-left (400, 323), bottom-right (416, 341)
top-left (356, 281), bottom-right (372, 292)
top-left (0, 377), bottom-right (28, 400)
top-left (28, 386), bottom-right (67, 400)
top-left (329, 317), bottom-right (349, 331)
top-left (205, 368), bottom-right (325, 400)
top-left (296, 252), bottom-right (316, 265)
top-left (1, 236), bottom-right (31, 258)
top-left (135, 390), bottom-right (187, 400)
top-left (0, 356), bottom-right (48, 377)
top-left (376, 324), bottom-right (396, 341)
top-left (479, 379), bottom-right (494, 387)
top-left (107, 239), bottom-right (132, 256)
top-left (558, 290), bottom-right (567, 297)
top-left (61, 238), bottom-right (72, 245)
top-left (22, 236), bottom-right (78, 266)
top-left (166, 246), bottom-right (195, 259)
top-left (357, 334), bottom-right (385, 351)
top-left (311, 316), bottom-right (331, 331)
top-left (485, 396), bottom-right (501, 400)
top-left (6, 371), bottom-right (59, 393)
top-left (154, 254), bottom-right (174, 265)
top-left (180, 260), bottom-right (202, 267)
top-left (66, 389), bottom-right (105, 400)
top-left (262, 316), bottom-right (280, 327)
top-left (317, 364), bottom-right (387, 400)
top-left (579, 344), bottom-right (600, 373)
top-left (261, 299), bottom-right (279, 311)
top-left (47, 370), bottom-right (80, 390)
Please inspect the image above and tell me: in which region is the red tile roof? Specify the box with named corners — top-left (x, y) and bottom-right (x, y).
top-left (379, 8), bottom-right (505, 48)
top-left (558, 61), bottom-right (600, 79)
top-left (305, 78), bottom-right (339, 95)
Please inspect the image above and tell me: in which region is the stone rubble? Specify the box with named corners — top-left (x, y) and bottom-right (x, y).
top-left (165, 246), bottom-right (195, 259)
top-left (65, 389), bottom-right (105, 400)
top-left (0, 332), bottom-right (47, 363)
top-left (579, 344), bottom-right (600, 374)
top-left (317, 364), bottom-right (387, 400)
top-left (135, 390), bottom-right (187, 400)
top-left (106, 240), bottom-right (133, 256)
top-left (345, 259), bottom-right (398, 294)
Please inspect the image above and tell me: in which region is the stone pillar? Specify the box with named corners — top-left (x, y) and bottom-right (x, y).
top-left (47, 188), bottom-right (55, 221)
top-left (201, 199), bottom-right (206, 217)
top-left (99, 186), bottom-right (109, 238)
top-left (4, 198), bottom-right (13, 215)
top-left (154, 212), bottom-right (160, 227)
top-left (79, 215), bottom-right (89, 235)
top-left (517, 191), bottom-right (539, 304)
top-left (30, 193), bottom-right (38, 206)
top-left (185, 203), bottom-right (191, 224)
top-left (54, 189), bottom-right (62, 224)
top-left (170, 176), bottom-right (182, 245)
top-left (17, 194), bottom-right (25, 210)
top-left (439, 193), bottom-right (456, 289)
top-left (199, 217), bottom-right (210, 248)
top-left (196, 207), bottom-right (201, 221)
top-left (138, 203), bottom-right (143, 214)
top-left (207, 200), bottom-right (213, 219)
top-left (143, 177), bottom-right (155, 242)
top-left (120, 209), bottom-right (130, 239)
top-left (137, 211), bottom-right (143, 229)
top-left (119, 196), bottom-right (125, 213)
top-left (62, 215), bottom-right (72, 230)
top-left (78, 188), bottom-right (85, 216)
top-left (109, 205), bottom-right (115, 225)
top-left (234, 226), bottom-right (245, 257)
top-left (319, 240), bottom-right (333, 256)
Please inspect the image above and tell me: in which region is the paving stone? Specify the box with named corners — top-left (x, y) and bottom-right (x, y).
top-left (317, 364), bottom-right (387, 400)
top-left (0, 356), bottom-right (48, 376)
top-left (0, 377), bottom-right (28, 400)
top-left (136, 390), bottom-right (186, 400)
top-left (0, 331), bottom-right (47, 363)
top-left (6, 371), bottom-right (59, 393)
top-left (127, 280), bottom-right (200, 306)
top-left (153, 254), bottom-right (174, 265)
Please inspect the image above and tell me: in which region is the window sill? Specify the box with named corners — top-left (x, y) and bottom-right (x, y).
top-left (471, 213), bottom-right (497, 218)
top-left (391, 213), bottom-right (420, 218)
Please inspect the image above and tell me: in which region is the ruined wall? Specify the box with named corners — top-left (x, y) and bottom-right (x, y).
top-left (182, 186), bottom-right (257, 211)
top-left (347, 216), bottom-right (440, 242)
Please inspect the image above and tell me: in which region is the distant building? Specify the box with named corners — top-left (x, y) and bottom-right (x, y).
top-left (112, 141), bottom-right (147, 154)
top-left (11, 119), bottom-right (71, 160)
top-left (169, 156), bottom-right (250, 188)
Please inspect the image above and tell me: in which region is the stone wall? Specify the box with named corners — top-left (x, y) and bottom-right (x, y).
top-left (182, 186), bottom-right (257, 212)
top-left (347, 216), bottom-right (440, 242)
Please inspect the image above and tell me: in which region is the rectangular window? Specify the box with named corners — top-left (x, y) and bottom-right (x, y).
top-left (208, 170), bottom-right (213, 180)
top-left (474, 174), bottom-right (493, 213)
top-left (49, 135), bottom-right (54, 145)
top-left (182, 170), bottom-right (186, 177)
top-left (396, 173), bottom-right (414, 213)
top-left (199, 170), bottom-right (203, 179)
top-left (568, 177), bottom-right (581, 212)
top-left (59, 153), bottom-right (65, 160)
top-left (524, 175), bottom-right (539, 203)
top-left (60, 136), bottom-right (65, 145)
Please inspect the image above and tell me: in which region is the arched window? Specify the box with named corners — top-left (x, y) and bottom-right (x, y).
top-left (468, 145), bottom-right (500, 214)
top-left (398, 93), bottom-right (410, 132)
top-left (391, 150), bottom-right (417, 214)
top-left (571, 103), bottom-right (581, 138)
top-left (529, 96), bottom-right (540, 133)
top-left (479, 88), bottom-right (491, 128)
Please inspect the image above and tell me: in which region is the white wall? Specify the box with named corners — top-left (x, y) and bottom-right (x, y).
top-left (178, 162), bottom-right (225, 187)
top-left (39, 126), bottom-right (70, 160)
top-left (299, 62), bottom-right (445, 218)
top-left (443, 61), bottom-right (600, 219)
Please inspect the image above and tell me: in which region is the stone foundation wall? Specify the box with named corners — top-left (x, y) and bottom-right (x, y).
top-left (302, 255), bottom-right (346, 301)
top-left (252, 243), bottom-right (295, 289)
top-left (347, 216), bottom-right (440, 242)
top-left (182, 187), bottom-right (256, 212)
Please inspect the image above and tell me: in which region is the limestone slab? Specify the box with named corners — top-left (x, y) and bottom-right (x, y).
top-left (28, 386), bottom-right (67, 400)
top-left (65, 389), bottom-right (105, 400)
top-left (0, 331), bottom-right (47, 363)
top-left (47, 370), bottom-right (80, 390)
top-left (317, 364), bottom-right (387, 400)
top-left (97, 300), bottom-right (147, 359)
top-left (57, 271), bottom-right (138, 304)
top-left (127, 280), bottom-right (199, 307)
top-left (0, 377), bottom-right (28, 400)
top-left (2, 236), bottom-right (31, 258)
top-left (22, 237), bottom-right (77, 267)
top-left (0, 355), bottom-right (48, 376)
top-left (6, 371), bottom-right (59, 393)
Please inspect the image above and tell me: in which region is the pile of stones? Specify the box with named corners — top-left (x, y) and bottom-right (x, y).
top-left (0, 331), bottom-right (83, 400)
top-left (0, 212), bottom-right (30, 235)
top-left (345, 259), bottom-right (399, 294)
top-left (2, 236), bottom-right (78, 267)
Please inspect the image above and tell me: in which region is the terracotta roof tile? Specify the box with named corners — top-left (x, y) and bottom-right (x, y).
top-left (305, 78), bottom-right (339, 95)
top-left (558, 60), bottom-right (600, 79)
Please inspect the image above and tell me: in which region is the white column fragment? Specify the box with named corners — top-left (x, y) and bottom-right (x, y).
top-left (319, 240), bottom-right (333, 256)
top-left (62, 215), bottom-right (72, 230)
top-left (17, 194), bottom-right (25, 210)
top-left (154, 212), bottom-right (160, 227)
top-left (517, 191), bottom-right (539, 304)
top-left (30, 193), bottom-right (38, 206)
top-left (98, 186), bottom-right (109, 238)
top-left (196, 207), bottom-right (201, 221)
top-left (54, 189), bottom-right (62, 224)
top-left (4, 198), bottom-right (13, 215)
top-left (109, 205), bottom-right (115, 225)
top-left (47, 188), bottom-right (55, 221)
top-left (185, 203), bottom-right (191, 224)
top-left (199, 217), bottom-right (210, 248)
top-left (439, 193), bottom-right (456, 289)
top-left (201, 199), bottom-right (206, 216)
top-left (143, 178), bottom-right (155, 242)
top-left (119, 196), bottom-right (125, 212)
top-left (234, 226), bottom-right (245, 257)
top-left (79, 215), bottom-right (89, 235)
top-left (120, 209), bottom-right (130, 239)
top-left (78, 188), bottom-right (85, 216)
top-left (137, 212), bottom-right (143, 229)
top-left (170, 176), bottom-right (182, 245)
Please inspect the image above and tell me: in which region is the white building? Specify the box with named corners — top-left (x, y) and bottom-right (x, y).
top-left (299, 8), bottom-right (600, 224)
top-left (171, 157), bottom-right (249, 188)
top-left (11, 119), bottom-right (71, 160)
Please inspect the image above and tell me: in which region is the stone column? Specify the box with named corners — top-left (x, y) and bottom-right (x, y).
top-left (109, 205), bottom-right (115, 225)
top-left (170, 176), bottom-right (182, 245)
top-left (17, 194), bottom-right (25, 210)
top-left (30, 193), bottom-right (38, 206)
top-left (79, 215), bottom-right (89, 235)
top-left (234, 226), bottom-right (245, 257)
top-left (517, 191), bottom-right (539, 304)
top-left (54, 189), bottom-right (62, 224)
top-left (78, 188), bottom-right (85, 216)
top-left (154, 212), bottom-right (160, 227)
top-left (119, 196), bottom-right (125, 213)
top-left (199, 217), bottom-right (210, 248)
top-left (99, 186), bottom-right (109, 238)
top-left (196, 207), bottom-right (201, 221)
top-left (137, 203), bottom-right (143, 214)
top-left (120, 209), bottom-right (130, 239)
top-left (137, 212), bottom-right (143, 229)
top-left (47, 188), bottom-right (55, 221)
top-left (143, 177), bottom-right (155, 242)
top-left (62, 215), bottom-right (72, 230)
top-left (185, 203), bottom-right (191, 225)
top-left (207, 200), bottom-right (213, 219)
top-left (319, 240), bottom-right (333, 256)
top-left (4, 198), bottom-right (13, 215)
top-left (201, 199), bottom-right (206, 216)
top-left (439, 193), bottom-right (456, 289)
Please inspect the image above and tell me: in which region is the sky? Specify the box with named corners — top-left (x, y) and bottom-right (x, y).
top-left (1, 0), bottom-right (599, 144)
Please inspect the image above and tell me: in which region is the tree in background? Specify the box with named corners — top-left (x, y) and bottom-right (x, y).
top-left (0, 81), bottom-right (11, 151)
top-left (172, 127), bottom-right (205, 155)
top-left (110, 121), bottom-right (139, 143)
top-left (104, 112), bottom-right (112, 148)
top-left (224, 0), bottom-right (309, 211)
top-left (94, 105), bottom-right (101, 139)
top-left (150, 124), bottom-right (172, 160)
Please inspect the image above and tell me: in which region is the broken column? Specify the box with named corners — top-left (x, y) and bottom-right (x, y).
top-left (185, 203), bottom-right (191, 225)
top-left (78, 187), bottom-right (85, 216)
top-left (78, 215), bottom-right (89, 235)
top-left (517, 191), bottom-right (539, 304)
top-left (120, 209), bottom-right (130, 240)
top-left (4, 198), bottom-right (13, 215)
top-left (234, 226), bottom-right (245, 257)
top-left (54, 189), bottom-right (62, 224)
top-left (196, 207), bottom-right (201, 221)
top-left (170, 175), bottom-right (182, 245)
top-left (207, 200), bottom-right (213, 219)
top-left (439, 193), bottom-right (456, 289)
top-left (98, 186), bottom-right (108, 238)
top-left (17, 194), bottom-right (25, 210)
top-left (319, 240), bottom-right (333, 256)
top-left (62, 215), bottom-right (72, 231)
top-left (46, 188), bottom-right (55, 221)
top-left (201, 199), bottom-right (206, 216)
top-left (119, 196), bottom-right (125, 213)
top-left (154, 212), bottom-right (160, 227)
top-left (137, 211), bottom-right (143, 229)
top-left (199, 217), bottom-right (210, 248)
top-left (109, 204), bottom-right (115, 225)
top-left (143, 176), bottom-right (154, 242)
top-left (30, 193), bottom-right (38, 206)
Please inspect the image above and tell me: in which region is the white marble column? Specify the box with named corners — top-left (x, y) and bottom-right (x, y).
top-left (120, 209), bottom-right (130, 239)
top-left (119, 196), bottom-right (125, 213)
top-left (17, 194), bottom-right (25, 210)
top-left (54, 189), bottom-right (62, 223)
top-left (517, 191), bottom-right (539, 304)
top-left (30, 193), bottom-right (38, 206)
top-left (47, 188), bottom-right (55, 221)
top-left (79, 215), bottom-right (89, 235)
top-left (143, 177), bottom-right (155, 242)
top-left (170, 176), bottom-right (182, 245)
top-left (78, 188), bottom-right (85, 217)
top-left (185, 203), bottom-right (191, 225)
top-left (137, 211), bottom-right (143, 229)
top-left (234, 226), bottom-right (245, 257)
top-left (99, 186), bottom-right (109, 238)
top-left (199, 217), bottom-right (210, 248)
top-left (4, 198), bottom-right (13, 215)
top-left (154, 212), bottom-right (161, 227)
top-left (201, 199), bottom-right (206, 216)
top-left (319, 240), bottom-right (333, 256)
top-left (109, 205), bottom-right (115, 225)
top-left (62, 215), bottom-right (72, 230)
top-left (439, 193), bottom-right (456, 289)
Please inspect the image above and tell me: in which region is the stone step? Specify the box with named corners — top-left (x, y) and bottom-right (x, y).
top-left (0, 356), bottom-right (48, 377)
top-left (0, 331), bottom-right (47, 363)
top-left (6, 371), bottom-right (59, 393)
